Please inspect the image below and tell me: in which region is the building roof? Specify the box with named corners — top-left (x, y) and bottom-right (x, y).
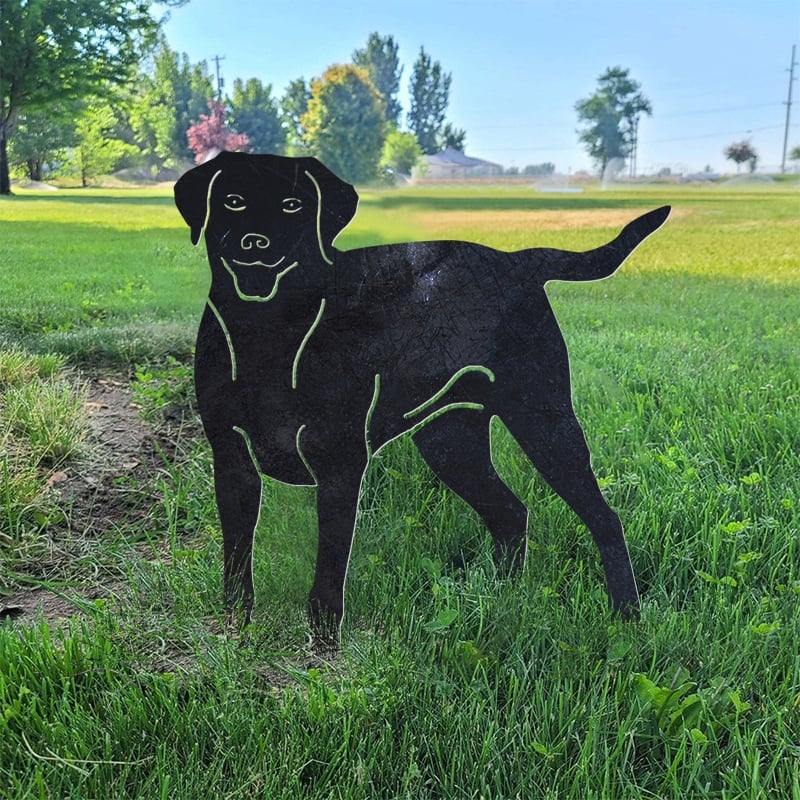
top-left (424, 148), bottom-right (501, 169)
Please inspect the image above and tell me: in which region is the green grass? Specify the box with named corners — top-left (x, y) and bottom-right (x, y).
top-left (1, 180), bottom-right (799, 798)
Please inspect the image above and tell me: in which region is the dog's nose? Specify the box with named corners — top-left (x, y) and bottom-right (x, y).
top-left (241, 233), bottom-right (270, 250)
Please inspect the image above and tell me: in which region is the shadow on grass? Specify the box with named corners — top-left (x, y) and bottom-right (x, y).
top-left (1, 193), bottom-right (175, 206)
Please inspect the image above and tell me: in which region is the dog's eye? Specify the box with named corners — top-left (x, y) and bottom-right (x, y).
top-left (282, 198), bottom-right (303, 214)
top-left (224, 194), bottom-right (246, 212)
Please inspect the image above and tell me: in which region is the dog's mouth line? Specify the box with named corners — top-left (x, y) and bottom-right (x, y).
top-left (231, 256), bottom-right (286, 268)
top-left (220, 257), bottom-right (299, 302)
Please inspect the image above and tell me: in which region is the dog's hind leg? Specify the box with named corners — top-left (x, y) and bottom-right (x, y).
top-left (211, 428), bottom-right (263, 626)
top-left (499, 406), bottom-right (640, 619)
top-left (413, 408), bottom-right (528, 574)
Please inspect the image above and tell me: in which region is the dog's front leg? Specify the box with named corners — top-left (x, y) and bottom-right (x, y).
top-left (305, 441), bottom-right (368, 645)
top-left (211, 430), bottom-right (262, 627)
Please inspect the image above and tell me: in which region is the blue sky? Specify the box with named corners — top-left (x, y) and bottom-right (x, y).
top-left (164, 0), bottom-right (800, 174)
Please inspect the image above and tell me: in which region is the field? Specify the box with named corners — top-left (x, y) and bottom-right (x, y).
top-left (1, 179), bottom-right (798, 798)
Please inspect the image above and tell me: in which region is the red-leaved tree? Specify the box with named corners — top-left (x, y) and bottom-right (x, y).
top-left (186, 100), bottom-right (250, 163)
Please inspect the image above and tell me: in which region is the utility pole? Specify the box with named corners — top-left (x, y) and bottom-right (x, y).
top-left (781, 44), bottom-right (797, 173)
top-left (629, 114), bottom-right (639, 179)
top-left (212, 54), bottom-right (226, 103)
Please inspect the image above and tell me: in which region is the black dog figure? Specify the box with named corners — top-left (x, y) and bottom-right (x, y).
top-left (174, 151), bottom-right (669, 642)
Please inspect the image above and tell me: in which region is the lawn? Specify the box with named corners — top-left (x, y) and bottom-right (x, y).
top-left (0, 179), bottom-right (798, 798)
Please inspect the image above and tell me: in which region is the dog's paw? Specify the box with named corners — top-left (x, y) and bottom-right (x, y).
top-left (308, 595), bottom-right (343, 649)
top-left (612, 599), bottom-right (641, 622)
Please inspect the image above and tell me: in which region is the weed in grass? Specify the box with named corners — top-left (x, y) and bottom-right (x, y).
top-left (0, 354), bottom-right (88, 550)
top-left (0, 347), bottom-right (66, 386)
top-left (132, 356), bottom-right (196, 423)
top-left (4, 379), bottom-right (89, 465)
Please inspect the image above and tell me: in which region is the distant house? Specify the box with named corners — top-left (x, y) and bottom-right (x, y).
top-left (417, 148), bottom-right (503, 179)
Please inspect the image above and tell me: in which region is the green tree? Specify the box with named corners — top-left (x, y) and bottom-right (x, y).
top-left (575, 66), bottom-right (652, 173)
top-left (301, 64), bottom-right (386, 184)
top-left (130, 40), bottom-right (214, 169)
top-left (352, 33), bottom-right (403, 126)
top-left (380, 127), bottom-right (422, 175)
top-left (227, 78), bottom-right (286, 155)
top-left (408, 48), bottom-right (452, 154)
top-left (441, 122), bottom-right (466, 152)
top-left (70, 99), bottom-right (139, 186)
top-left (0, 0), bottom-right (184, 194)
top-left (281, 78), bottom-right (311, 155)
top-left (8, 104), bottom-right (78, 181)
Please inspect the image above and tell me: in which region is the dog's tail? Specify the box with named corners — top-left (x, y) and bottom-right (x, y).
top-left (527, 206), bottom-right (671, 284)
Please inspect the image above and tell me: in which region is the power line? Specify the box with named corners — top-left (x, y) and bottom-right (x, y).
top-left (781, 44), bottom-right (797, 173)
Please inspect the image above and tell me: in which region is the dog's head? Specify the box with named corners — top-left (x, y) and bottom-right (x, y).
top-left (174, 152), bottom-right (359, 300)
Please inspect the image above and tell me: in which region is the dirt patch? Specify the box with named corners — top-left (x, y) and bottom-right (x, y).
top-left (0, 583), bottom-right (120, 625)
top-left (1, 377), bottom-right (165, 625)
top-left (55, 377), bottom-right (159, 535)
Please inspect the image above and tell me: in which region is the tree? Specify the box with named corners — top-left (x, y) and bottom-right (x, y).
top-left (575, 66), bottom-right (652, 173)
top-left (301, 64), bottom-right (386, 184)
top-left (186, 100), bottom-right (250, 163)
top-left (724, 139), bottom-right (758, 173)
top-left (281, 78), bottom-right (311, 155)
top-left (70, 99), bottom-right (139, 186)
top-left (130, 40), bottom-right (214, 169)
top-left (0, 0), bottom-right (185, 195)
top-left (8, 104), bottom-right (77, 181)
top-left (790, 145), bottom-right (800, 162)
top-left (441, 122), bottom-right (466, 152)
top-left (227, 78), bottom-right (286, 155)
top-left (523, 162), bottom-right (556, 176)
top-left (352, 33), bottom-right (403, 126)
top-left (408, 48), bottom-right (452, 154)
top-left (380, 128), bottom-right (422, 175)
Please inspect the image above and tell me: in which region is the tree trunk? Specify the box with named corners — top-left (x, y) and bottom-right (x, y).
top-left (27, 158), bottom-right (43, 182)
top-left (0, 129), bottom-right (11, 195)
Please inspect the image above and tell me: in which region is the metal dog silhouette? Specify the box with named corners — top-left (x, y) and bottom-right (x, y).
top-left (174, 151), bottom-right (670, 641)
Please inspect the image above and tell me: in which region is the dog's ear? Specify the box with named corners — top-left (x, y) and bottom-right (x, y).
top-left (299, 158), bottom-right (359, 257)
top-left (174, 156), bottom-right (227, 245)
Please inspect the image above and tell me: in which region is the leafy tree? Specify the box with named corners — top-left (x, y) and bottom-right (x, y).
top-left (0, 0), bottom-right (185, 194)
top-left (352, 33), bottom-right (403, 126)
top-left (441, 122), bottom-right (466, 152)
top-left (575, 66), bottom-right (652, 172)
top-left (724, 139), bottom-right (758, 173)
top-left (280, 78), bottom-right (311, 155)
top-left (186, 100), bottom-right (250, 163)
top-left (70, 99), bottom-right (139, 186)
top-left (8, 104), bottom-right (78, 181)
top-left (130, 40), bottom-right (214, 169)
top-left (408, 47), bottom-right (452, 154)
top-left (790, 145), bottom-right (800, 162)
top-left (301, 64), bottom-right (386, 183)
top-left (380, 127), bottom-right (422, 175)
top-left (227, 78), bottom-right (286, 155)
